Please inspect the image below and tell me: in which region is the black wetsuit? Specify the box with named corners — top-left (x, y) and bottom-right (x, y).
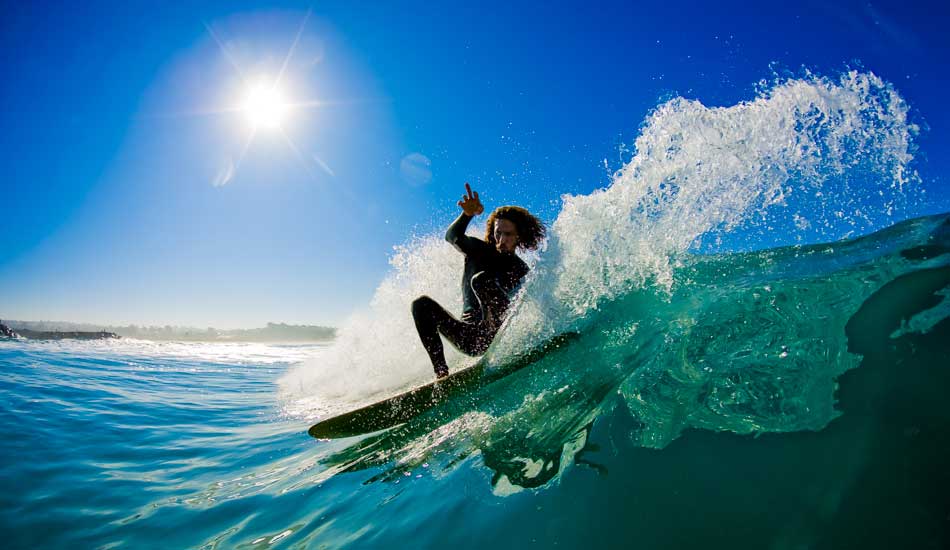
top-left (412, 213), bottom-right (529, 377)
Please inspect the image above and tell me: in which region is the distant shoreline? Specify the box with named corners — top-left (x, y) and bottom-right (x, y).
top-left (1, 320), bottom-right (336, 343)
top-left (12, 328), bottom-right (120, 341)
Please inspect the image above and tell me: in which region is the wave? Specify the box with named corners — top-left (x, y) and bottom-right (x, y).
top-left (279, 70), bottom-right (919, 419)
top-left (272, 69), bottom-right (949, 497)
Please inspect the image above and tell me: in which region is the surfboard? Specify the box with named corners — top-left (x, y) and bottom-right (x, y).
top-left (308, 331), bottom-right (580, 439)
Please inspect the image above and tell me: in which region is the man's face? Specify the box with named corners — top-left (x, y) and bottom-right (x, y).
top-left (493, 218), bottom-right (519, 253)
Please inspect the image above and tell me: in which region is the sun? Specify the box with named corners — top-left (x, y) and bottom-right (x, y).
top-left (204, 9), bottom-right (337, 182)
top-left (242, 81), bottom-right (290, 130)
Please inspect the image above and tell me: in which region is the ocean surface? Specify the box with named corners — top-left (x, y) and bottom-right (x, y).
top-left (3, 72), bottom-right (949, 548)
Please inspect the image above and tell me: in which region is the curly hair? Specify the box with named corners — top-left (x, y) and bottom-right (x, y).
top-left (484, 206), bottom-right (546, 251)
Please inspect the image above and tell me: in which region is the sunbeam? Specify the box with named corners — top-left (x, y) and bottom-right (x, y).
top-left (275, 8), bottom-right (313, 88)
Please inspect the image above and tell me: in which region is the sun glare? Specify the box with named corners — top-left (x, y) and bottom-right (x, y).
top-left (206, 8), bottom-right (336, 182)
top-left (243, 82), bottom-right (289, 130)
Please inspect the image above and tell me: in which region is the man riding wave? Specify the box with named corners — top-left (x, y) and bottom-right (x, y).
top-left (412, 183), bottom-right (546, 378)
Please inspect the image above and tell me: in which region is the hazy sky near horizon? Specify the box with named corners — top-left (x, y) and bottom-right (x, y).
top-left (1, 0), bottom-right (948, 329)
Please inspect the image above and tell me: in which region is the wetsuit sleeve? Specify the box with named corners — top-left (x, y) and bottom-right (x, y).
top-left (445, 213), bottom-right (480, 254)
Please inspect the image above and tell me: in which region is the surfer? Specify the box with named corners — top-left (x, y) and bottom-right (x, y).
top-left (412, 183), bottom-right (546, 378)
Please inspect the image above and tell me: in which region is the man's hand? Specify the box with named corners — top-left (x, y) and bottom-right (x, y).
top-left (457, 183), bottom-right (484, 216)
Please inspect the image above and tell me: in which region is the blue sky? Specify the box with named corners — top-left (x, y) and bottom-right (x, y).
top-left (1, 0), bottom-right (948, 328)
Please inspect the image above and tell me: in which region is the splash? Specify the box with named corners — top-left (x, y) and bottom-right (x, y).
top-left (279, 71), bottom-right (919, 419)
top-left (492, 70), bottom-right (918, 356)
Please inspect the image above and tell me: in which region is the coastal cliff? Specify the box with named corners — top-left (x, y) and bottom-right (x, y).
top-left (2, 320), bottom-right (334, 342)
top-left (0, 320), bottom-right (118, 340)
top-left (16, 329), bottom-right (119, 340)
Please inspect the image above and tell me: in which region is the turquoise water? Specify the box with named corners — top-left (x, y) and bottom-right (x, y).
top-left (2, 213), bottom-right (949, 549)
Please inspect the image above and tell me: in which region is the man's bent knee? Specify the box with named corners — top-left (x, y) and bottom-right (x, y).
top-left (412, 295), bottom-right (435, 318)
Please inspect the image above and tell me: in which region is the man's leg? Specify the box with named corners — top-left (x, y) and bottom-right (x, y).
top-left (412, 296), bottom-right (488, 378)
